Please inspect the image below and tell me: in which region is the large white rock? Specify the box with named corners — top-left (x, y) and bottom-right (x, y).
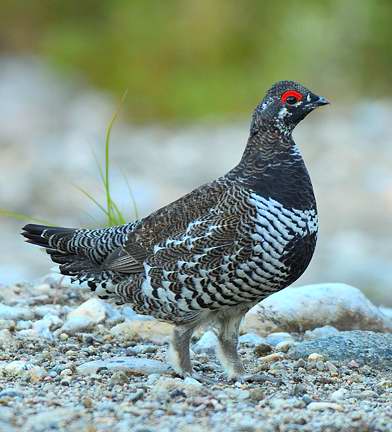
top-left (61, 316), bottom-right (95, 335)
top-left (67, 298), bottom-right (107, 323)
top-left (61, 298), bottom-right (108, 334)
top-left (111, 320), bottom-right (172, 344)
top-left (19, 314), bottom-right (63, 340)
top-left (243, 283), bottom-right (392, 335)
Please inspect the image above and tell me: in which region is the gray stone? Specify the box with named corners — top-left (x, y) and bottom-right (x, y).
top-left (193, 330), bottom-right (217, 353)
top-left (0, 303), bottom-right (33, 321)
top-left (0, 330), bottom-right (13, 345)
top-left (183, 377), bottom-right (203, 387)
top-left (275, 340), bottom-right (295, 353)
top-left (307, 401), bottom-right (344, 411)
top-left (61, 316), bottom-right (94, 334)
top-left (59, 298), bottom-right (116, 334)
top-left (289, 331), bottom-right (392, 369)
top-left (239, 333), bottom-right (266, 346)
top-left (19, 314), bottom-right (63, 340)
top-left (266, 332), bottom-right (294, 346)
top-left (0, 361), bottom-right (29, 375)
top-left (0, 320), bottom-right (15, 330)
top-left (153, 376), bottom-right (203, 397)
top-left (67, 298), bottom-right (107, 323)
top-left (0, 388), bottom-right (24, 398)
top-left (330, 388), bottom-right (349, 401)
top-left (0, 420), bottom-right (16, 432)
top-left (15, 320), bottom-right (32, 330)
top-left (76, 357), bottom-right (170, 375)
top-left (121, 306), bottom-right (152, 321)
top-left (304, 325), bottom-right (340, 339)
top-left (22, 408), bottom-right (81, 432)
top-left (34, 305), bottom-right (61, 318)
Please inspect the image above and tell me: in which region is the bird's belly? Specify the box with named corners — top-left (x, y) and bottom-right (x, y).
top-left (238, 193), bottom-right (318, 294)
top-left (239, 231), bottom-right (317, 295)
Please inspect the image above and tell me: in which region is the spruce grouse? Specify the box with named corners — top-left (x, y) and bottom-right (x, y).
top-left (22, 81), bottom-right (329, 380)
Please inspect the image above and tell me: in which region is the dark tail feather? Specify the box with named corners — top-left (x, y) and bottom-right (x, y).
top-left (21, 224), bottom-right (92, 277)
top-left (22, 224), bottom-right (75, 249)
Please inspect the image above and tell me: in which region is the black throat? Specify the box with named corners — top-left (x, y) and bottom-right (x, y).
top-left (228, 124), bottom-right (316, 211)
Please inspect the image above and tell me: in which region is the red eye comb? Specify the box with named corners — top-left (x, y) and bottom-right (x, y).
top-left (281, 90), bottom-right (303, 104)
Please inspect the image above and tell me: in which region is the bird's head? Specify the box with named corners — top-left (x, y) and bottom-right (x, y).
top-left (251, 80), bottom-right (329, 136)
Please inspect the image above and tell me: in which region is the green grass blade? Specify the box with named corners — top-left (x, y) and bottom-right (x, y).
top-left (109, 199), bottom-right (126, 225)
top-left (72, 184), bottom-right (109, 218)
top-left (104, 89), bottom-right (129, 226)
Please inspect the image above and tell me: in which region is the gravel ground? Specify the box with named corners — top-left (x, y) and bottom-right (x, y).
top-left (0, 279), bottom-right (391, 432)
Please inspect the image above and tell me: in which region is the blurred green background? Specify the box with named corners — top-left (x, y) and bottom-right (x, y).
top-left (2, 0), bottom-right (391, 122)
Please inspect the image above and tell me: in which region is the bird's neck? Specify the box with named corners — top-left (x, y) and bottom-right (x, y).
top-left (238, 124), bottom-right (301, 171)
top-left (228, 128), bottom-right (316, 210)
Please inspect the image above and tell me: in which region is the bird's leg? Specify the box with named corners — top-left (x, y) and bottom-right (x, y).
top-left (216, 314), bottom-right (245, 380)
top-left (167, 325), bottom-right (195, 377)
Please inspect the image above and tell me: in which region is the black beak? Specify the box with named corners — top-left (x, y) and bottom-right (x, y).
top-left (315, 96), bottom-right (329, 106)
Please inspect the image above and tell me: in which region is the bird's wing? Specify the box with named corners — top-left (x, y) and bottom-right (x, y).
top-left (103, 178), bottom-right (232, 274)
top-left (106, 200), bottom-right (252, 287)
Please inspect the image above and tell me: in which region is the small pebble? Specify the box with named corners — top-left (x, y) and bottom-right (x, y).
top-left (249, 389), bottom-right (265, 402)
top-left (330, 388), bottom-right (348, 401)
top-left (254, 343), bottom-right (273, 357)
top-left (110, 371), bottom-right (129, 385)
top-left (292, 384), bottom-right (306, 396)
top-left (348, 359), bottom-right (360, 369)
top-left (350, 412), bottom-right (363, 421)
top-left (377, 379), bottom-right (392, 389)
top-left (325, 361), bottom-right (339, 376)
top-left (82, 397), bottom-right (93, 408)
top-left (308, 402), bottom-right (344, 412)
top-left (183, 377), bottom-right (203, 387)
top-left (308, 353), bottom-right (325, 362)
top-left (275, 340), bottom-right (294, 353)
top-left (128, 389), bottom-right (145, 402)
top-left (0, 320), bottom-right (15, 330)
top-left (259, 353), bottom-right (284, 363)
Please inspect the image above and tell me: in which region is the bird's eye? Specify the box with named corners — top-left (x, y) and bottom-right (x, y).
top-left (281, 90), bottom-right (303, 105)
top-left (285, 96), bottom-right (298, 105)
